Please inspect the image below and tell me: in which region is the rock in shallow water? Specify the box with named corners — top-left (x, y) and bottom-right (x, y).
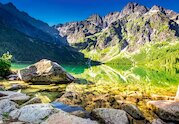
top-left (91, 108), bottom-right (129, 124)
top-left (121, 103), bottom-right (144, 120)
top-left (8, 84), bottom-right (28, 91)
top-left (51, 102), bottom-right (88, 118)
top-left (21, 97), bottom-right (42, 106)
top-left (51, 102), bottom-right (84, 112)
top-left (0, 91), bottom-right (30, 103)
top-left (56, 91), bottom-right (82, 105)
top-left (42, 110), bottom-right (98, 124)
top-left (18, 59), bottom-right (75, 84)
top-left (0, 99), bottom-right (18, 120)
top-left (147, 100), bottom-right (179, 122)
top-left (7, 74), bottom-right (19, 81)
top-left (9, 104), bottom-right (57, 123)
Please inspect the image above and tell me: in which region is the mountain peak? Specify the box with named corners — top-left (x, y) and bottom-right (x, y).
top-left (87, 14), bottom-right (102, 21)
top-left (126, 2), bottom-right (139, 7)
top-left (150, 5), bottom-right (178, 18)
top-left (121, 2), bottom-right (148, 16)
top-left (5, 2), bottom-right (16, 9)
top-left (150, 5), bottom-right (165, 13)
top-left (86, 14), bottom-right (103, 27)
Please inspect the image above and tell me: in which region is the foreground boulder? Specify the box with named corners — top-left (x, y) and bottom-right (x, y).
top-left (91, 108), bottom-right (129, 124)
top-left (42, 110), bottom-right (98, 124)
top-left (18, 59), bottom-right (75, 84)
top-left (0, 91), bottom-right (30, 103)
top-left (9, 104), bottom-right (57, 123)
top-left (0, 99), bottom-right (18, 121)
top-left (147, 100), bottom-right (179, 122)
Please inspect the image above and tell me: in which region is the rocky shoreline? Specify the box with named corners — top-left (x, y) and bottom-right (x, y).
top-left (0, 59), bottom-right (178, 124)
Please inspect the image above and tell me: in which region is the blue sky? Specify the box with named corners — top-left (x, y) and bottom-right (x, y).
top-left (1, 0), bottom-right (179, 25)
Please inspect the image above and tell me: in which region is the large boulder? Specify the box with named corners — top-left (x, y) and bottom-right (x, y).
top-left (91, 108), bottom-right (129, 124)
top-left (17, 59), bottom-right (75, 84)
top-left (147, 100), bottom-right (179, 122)
top-left (9, 104), bottom-right (57, 123)
top-left (42, 110), bottom-right (98, 124)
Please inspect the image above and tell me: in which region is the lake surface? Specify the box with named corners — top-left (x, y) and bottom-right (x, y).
top-left (11, 63), bottom-right (179, 96)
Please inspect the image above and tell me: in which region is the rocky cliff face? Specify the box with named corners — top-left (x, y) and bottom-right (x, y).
top-left (56, 2), bottom-right (179, 61)
top-left (55, 15), bottom-right (103, 44)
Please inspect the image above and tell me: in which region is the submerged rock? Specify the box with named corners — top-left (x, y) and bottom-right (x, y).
top-left (7, 74), bottom-right (19, 81)
top-left (42, 110), bottom-right (98, 124)
top-left (9, 104), bottom-right (57, 123)
top-left (8, 84), bottom-right (28, 91)
top-left (51, 102), bottom-right (88, 118)
top-left (51, 102), bottom-right (84, 112)
top-left (91, 108), bottom-right (129, 124)
top-left (18, 59), bottom-right (75, 84)
top-left (147, 100), bottom-right (179, 122)
top-left (56, 91), bottom-right (82, 105)
top-left (21, 97), bottom-right (42, 106)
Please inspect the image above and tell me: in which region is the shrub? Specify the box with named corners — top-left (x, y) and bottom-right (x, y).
top-left (0, 52), bottom-right (12, 77)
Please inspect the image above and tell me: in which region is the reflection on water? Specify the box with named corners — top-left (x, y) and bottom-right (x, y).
top-left (64, 64), bottom-right (178, 86)
top-left (12, 63), bottom-right (179, 87)
top-left (11, 63), bottom-right (179, 96)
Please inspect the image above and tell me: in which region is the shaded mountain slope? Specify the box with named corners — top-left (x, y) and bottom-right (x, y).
top-left (0, 20), bottom-right (86, 64)
top-left (0, 2), bottom-right (66, 45)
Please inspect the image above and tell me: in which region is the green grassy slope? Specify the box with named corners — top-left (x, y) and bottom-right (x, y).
top-left (107, 42), bottom-right (179, 67)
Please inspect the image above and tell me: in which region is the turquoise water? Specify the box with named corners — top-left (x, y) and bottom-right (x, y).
top-left (11, 63), bottom-right (179, 95)
top-left (11, 63), bottom-right (32, 70)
